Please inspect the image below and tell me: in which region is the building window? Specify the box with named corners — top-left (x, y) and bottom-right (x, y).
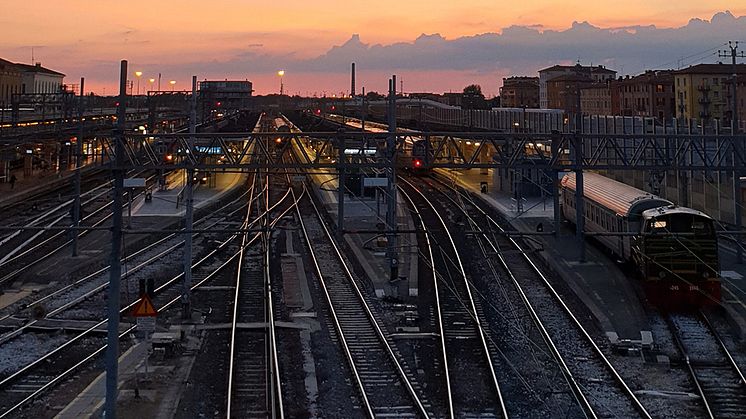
top-left (713, 78), bottom-right (719, 85)
top-left (656, 84), bottom-right (664, 93)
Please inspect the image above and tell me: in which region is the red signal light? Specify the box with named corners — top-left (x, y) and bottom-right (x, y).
top-left (413, 159), bottom-right (422, 168)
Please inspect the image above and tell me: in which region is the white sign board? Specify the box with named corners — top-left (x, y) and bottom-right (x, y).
top-left (137, 316), bottom-right (156, 333)
top-left (363, 177), bottom-right (389, 187)
top-left (124, 178), bottom-right (147, 188)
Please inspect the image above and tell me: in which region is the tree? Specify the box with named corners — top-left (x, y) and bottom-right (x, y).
top-left (365, 91), bottom-right (385, 101)
top-left (462, 84), bottom-right (485, 109)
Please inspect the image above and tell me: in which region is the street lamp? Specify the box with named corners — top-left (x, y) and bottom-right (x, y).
top-left (134, 71), bottom-right (143, 95)
top-left (277, 70), bottom-right (285, 96)
top-left (148, 78), bottom-right (155, 93)
top-left (169, 80), bottom-right (176, 92)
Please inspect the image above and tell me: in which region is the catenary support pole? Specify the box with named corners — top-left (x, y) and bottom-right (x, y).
top-left (72, 77), bottom-right (84, 256)
top-left (387, 75), bottom-right (399, 281)
top-left (573, 127), bottom-right (586, 262)
top-left (183, 75), bottom-right (196, 319)
top-left (720, 42), bottom-right (744, 263)
top-left (551, 131), bottom-right (561, 236)
top-left (337, 128), bottom-right (345, 238)
top-left (104, 60), bottom-right (127, 419)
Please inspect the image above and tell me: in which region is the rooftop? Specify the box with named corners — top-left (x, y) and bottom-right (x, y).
top-left (673, 63), bottom-right (746, 75)
top-left (13, 62), bottom-right (65, 77)
top-left (539, 64), bottom-right (616, 74)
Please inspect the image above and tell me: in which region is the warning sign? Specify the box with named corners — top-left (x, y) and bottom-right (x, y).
top-left (131, 294), bottom-right (158, 317)
top-left (137, 317), bottom-right (156, 333)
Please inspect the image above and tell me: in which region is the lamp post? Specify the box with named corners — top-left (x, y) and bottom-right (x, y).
top-left (277, 70), bottom-right (285, 96)
top-left (169, 80), bottom-right (176, 92)
top-left (134, 71), bottom-right (143, 96)
top-left (148, 78), bottom-right (155, 93)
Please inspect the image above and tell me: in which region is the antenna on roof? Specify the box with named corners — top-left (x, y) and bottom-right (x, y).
top-left (31, 46), bottom-right (34, 64)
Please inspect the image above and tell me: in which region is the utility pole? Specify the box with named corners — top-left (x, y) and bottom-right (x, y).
top-left (719, 41), bottom-right (745, 263)
top-left (72, 77), bottom-right (84, 257)
top-left (105, 60), bottom-right (127, 419)
top-left (386, 75), bottom-right (399, 281)
top-left (183, 76), bottom-right (196, 319)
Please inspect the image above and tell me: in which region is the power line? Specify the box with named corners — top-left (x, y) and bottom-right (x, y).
top-left (646, 42), bottom-right (727, 71)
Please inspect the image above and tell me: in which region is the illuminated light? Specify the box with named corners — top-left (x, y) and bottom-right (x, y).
top-left (474, 142), bottom-right (481, 146)
top-left (275, 138), bottom-right (283, 144)
top-left (466, 141), bottom-right (472, 145)
top-left (414, 159), bottom-right (422, 168)
top-left (165, 154), bottom-right (173, 161)
top-left (277, 70), bottom-right (285, 77)
top-left (202, 177), bottom-right (208, 182)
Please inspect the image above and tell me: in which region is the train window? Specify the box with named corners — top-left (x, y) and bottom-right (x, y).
top-left (653, 220), bottom-right (667, 229)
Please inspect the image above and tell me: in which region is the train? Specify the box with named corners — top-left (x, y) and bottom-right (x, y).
top-left (273, 117), bottom-right (292, 152)
top-left (560, 172), bottom-right (721, 309)
top-left (406, 139), bottom-right (432, 175)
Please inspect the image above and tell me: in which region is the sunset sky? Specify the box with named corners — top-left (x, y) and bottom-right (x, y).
top-left (1, 1), bottom-right (744, 96)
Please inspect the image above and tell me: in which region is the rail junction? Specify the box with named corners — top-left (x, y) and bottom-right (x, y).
top-left (0, 61), bottom-right (745, 419)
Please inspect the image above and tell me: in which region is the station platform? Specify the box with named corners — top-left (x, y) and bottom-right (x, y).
top-left (130, 169), bottom-right (245, 218)
top-left (0, 164), bottom-right (101, 210)
top-left (438, 168), bottom-right (652, 342)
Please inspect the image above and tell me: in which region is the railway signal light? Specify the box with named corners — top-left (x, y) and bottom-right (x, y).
top-left (413, 159), bottom-right (422, 168)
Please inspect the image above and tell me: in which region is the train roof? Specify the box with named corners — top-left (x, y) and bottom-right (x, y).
top-left (642, 206), bottom-right (712, 220)
top-left (561, 172), bottom-right (672, 217)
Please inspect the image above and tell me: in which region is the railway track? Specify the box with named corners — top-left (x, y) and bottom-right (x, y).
top-left (420, 173), bottom-right (651, 418)
top-left (0, 185), bottom-right (252, 338)
top-left (0, 174), bottom-right (161, 287)
top-left (226, 168), bottom-right (286, 418)
top-left (398, 179), bottom-right (507, 418)
top-left (665, 312), bottom-right (746, 418)
top-left (0, 176), bottom-right (269, 417)
top-left (293, 182), bottom-right (429, 418)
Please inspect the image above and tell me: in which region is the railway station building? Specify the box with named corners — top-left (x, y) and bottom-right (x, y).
top-left (0, 58), bottom-right (22, 106)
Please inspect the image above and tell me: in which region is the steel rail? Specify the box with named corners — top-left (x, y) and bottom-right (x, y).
top-left (0, 170), bottom-right (297, 417)
top-left (699, 311), bottom-right (746, 387)
top-left (424, 176), bottom-right (595, 419)
top-left (443, 177), bottom-right (652, 419)
top-left (400, 177), bottom-right (507, 418)
top-left (398, 186), bottom-right (455, 418)
top-left (301, 182), bottom-right (429, 417)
